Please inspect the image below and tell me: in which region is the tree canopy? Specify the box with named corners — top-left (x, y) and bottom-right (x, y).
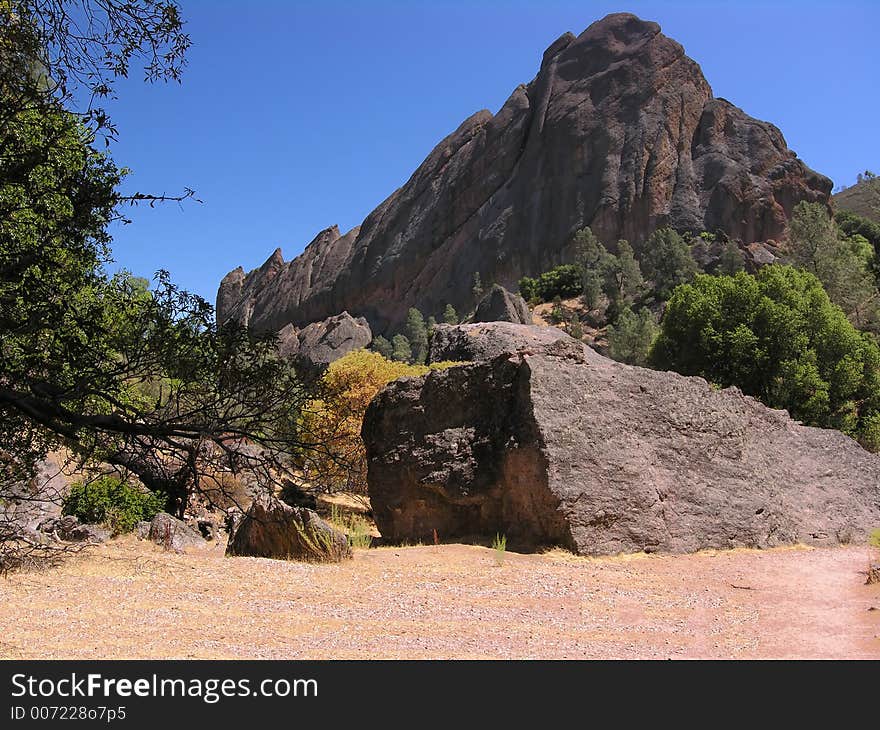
top-left (0, 0), bottom-right (329, 570)
top-left (649, 266), bottom-right (880, 449)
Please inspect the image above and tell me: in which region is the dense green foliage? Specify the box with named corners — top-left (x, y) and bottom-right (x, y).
top-left (405, 308), bottom-right (428, 364)
top-left (391, 334), bottom-right (412, 362)
top-left (371, 335), bottom-right (393, 359)
top-left (717, 238), bottom-right (746, 275)
top-left (650, 266), bottom-right (880, 449)
top-left (835, 210), bottom-right (880, 252)
top-left (63, 476), bottom-right (165, 534)
top-left (788, 201), bottom-right (879, 330)
top-left (601, 240), bottom-right (645, 313)
top-left (608, 307), bottom-right (658, 366)
top-left (640, 228), bottom-right (699, 299)
top-left (443, 303), bottom-right (458, 324)
top-left (520, 264), bottom-right (584, 303)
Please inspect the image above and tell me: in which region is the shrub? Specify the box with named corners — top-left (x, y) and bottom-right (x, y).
top-left (608, 307), bottom-right (658, 365)
top-left (300, 350), bottom-right (461, 494)
top-left (391, 334), bottom-right (412, 362)
top-left (371, 334), bottom-right (393, 359)
top-left (62, 476), bottom-right (165, 534)
top-left (405, 307), bottom-right (428, 364)
top-left (518, 276), bottom-right (538, 302)
top-left (536, 264), bottom-right (583, 301)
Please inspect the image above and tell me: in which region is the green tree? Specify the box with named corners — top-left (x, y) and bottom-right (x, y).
top-left (649, 266), bottom-right (880, 448)
top-left (426, 315), bottom-right (437, 336)
top-left (641, 227), bottom-right (699, 299)
top-left (0, 2), bottom-right (328, 570)
top-left (601, 240), bottom-right (644, 310)
top-left (518, 277), bottom-right (538, 303)
top-left (371, 335), bottom-right (393, 359)
top-left (607, 307), bottom-right (658, 366)
top-left (572, 226), bottom-right (607, 309)
top-left (717, 239), bottom-right (745, 275)
top-left (788, 201), bottom-right (879, 329)
top-left (835, 210), bottom-right (880, 253)
top-left (405, 307), bottom-right (428, 364)
top-left (443, 303), bottom-right (458, 325)
top-left (391, 334), bottom-right (412, 363)
top-left (536, 264), bottom-right (583, 301)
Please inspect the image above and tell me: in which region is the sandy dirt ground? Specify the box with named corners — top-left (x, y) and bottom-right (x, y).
top-left (0, 538), bottom-right (877, 659)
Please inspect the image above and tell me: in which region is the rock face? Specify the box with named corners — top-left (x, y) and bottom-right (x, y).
top-left (362, 349), bottom-right (880, 555)
top-left (218, 12), bottom-right (830, 335)
top-left (226, 495), bottom-right (352, 562)
top-left (428, 322), bottom-right (605, 365)
top-left (473, 285), bottom-right (532, 325)
top-left (276, 312), bottom-right (372, 367)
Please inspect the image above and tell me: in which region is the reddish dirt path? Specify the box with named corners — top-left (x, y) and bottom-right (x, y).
top-left (0, 539), bottom-right (877, 659)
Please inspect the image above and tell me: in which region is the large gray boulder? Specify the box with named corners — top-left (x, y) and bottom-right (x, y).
top-left (473, 285), bottom-right (532, 325)
top-left (218, 12), bottom-right (829, 335)
top-left (226, 495), bottom-right (352, 562)
top-left (428, 322), bottom-right (604, 364)
top-left (362, 348), bottom-right (880, 555)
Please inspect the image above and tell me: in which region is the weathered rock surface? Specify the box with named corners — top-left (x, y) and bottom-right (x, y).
top-left (147, 512), bottom-right (207, 552)
top-left (0, 452), bottom-right (76, 533)
top-left (37, 515), bottom-right (110, 543)
top-left (278, 312), bottom-right (372, 367)
top-left (362, 350), bottom-right (880, 555)
top-left (428, 322), bottom-right (605, 365)
top-left (473, 285), bottom-right (532, 325)
top-left (218, 12), bottom-right (830, 334)
top-left (226, 495), bottom-right (352, 562)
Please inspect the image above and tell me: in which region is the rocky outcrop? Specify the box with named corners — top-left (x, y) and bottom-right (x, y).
top-left (226, 495), bottom-right (352, 562)
top-left (218, 12), bottom-right (830, 335)
top-left (473, 285), bottom-right (532, 325)
top-left (362, 348), bottom-right (880, 555)
top-left (275, 312), bottom-right (372, 367)
top-left (428, 322), bottom-right (604, 365)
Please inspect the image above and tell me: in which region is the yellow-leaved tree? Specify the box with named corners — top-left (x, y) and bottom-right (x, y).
top-left (300, 350), bottom-right (460, 497)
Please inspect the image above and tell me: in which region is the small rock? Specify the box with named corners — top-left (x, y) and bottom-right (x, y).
top-left (147, 512), bottom-right (207, 553)
top-left (473, 285), bottom-right (531, 325)
top-left (37, 515), bottom-right (110, 543)
top-left (226, 495), bottom-right (352, 562)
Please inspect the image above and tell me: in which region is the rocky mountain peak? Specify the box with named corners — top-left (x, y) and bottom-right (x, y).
top-left (218, 12), bottom-right (831, 336)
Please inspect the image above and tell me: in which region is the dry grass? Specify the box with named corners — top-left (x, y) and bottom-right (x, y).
top-left (0, 537), bottom-right (877, 659)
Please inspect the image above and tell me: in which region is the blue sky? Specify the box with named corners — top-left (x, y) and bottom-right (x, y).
top-left (104, 0), bottom-right (879, 304)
